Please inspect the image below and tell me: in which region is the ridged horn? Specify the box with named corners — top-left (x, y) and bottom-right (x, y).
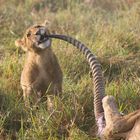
top-left (46, 34), bottom-right (105, 133)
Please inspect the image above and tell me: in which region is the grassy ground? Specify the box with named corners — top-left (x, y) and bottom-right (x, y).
top-left (0, 0), bottom-right (140, 139)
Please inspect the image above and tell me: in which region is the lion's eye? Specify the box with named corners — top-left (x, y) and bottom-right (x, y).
top-left (27, 31), bottom-right (31, 37)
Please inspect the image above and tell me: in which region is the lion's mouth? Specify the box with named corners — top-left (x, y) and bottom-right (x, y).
top-left (35, 28), bottom-right (51, 49)
top-left (38, 34), bottom-right (49, 44)
top-left (37, 33), bottom-right (51, 49)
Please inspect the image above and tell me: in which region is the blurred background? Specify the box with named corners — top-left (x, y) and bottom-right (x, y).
top-left (0, 0), bottom-right (140, 139)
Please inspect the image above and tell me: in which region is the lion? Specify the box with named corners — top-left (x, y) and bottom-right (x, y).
top-left (15, 24), bottom-right (140, 138)
top-left (15, 24), bottom-right (63, 106)
top-left (101, 96), bottom-right (140, 140)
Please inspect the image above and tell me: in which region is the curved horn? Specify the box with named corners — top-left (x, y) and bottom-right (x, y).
top-left (47, 34), bottom-right (105, 133)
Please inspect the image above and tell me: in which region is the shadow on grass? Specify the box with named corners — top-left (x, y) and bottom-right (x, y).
top-left (0, 90), bottom-right (30, 140)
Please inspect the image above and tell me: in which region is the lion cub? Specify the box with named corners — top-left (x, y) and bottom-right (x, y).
top-left (15, 24), bottom-right (63, 106)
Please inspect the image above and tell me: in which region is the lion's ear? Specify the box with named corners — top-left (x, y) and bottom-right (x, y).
top-left (15, 39), bottom-right (27, 51)
top-left (43, 20), bottom-right (50, 27)
top-left (15, 39), bottom-right (23, 47)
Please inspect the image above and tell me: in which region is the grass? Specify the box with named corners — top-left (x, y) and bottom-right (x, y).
top-left (0, 0), bottom-right (140, 139)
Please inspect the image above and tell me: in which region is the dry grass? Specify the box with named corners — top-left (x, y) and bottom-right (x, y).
top-left (0, 0), bottom-right (140, 139)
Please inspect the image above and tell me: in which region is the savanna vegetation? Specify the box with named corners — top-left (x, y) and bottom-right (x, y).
top-left (0, 0), bottom-right (140, 139)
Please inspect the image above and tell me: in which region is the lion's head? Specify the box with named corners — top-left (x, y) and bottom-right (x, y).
top-left (15, 24), bottom-right (51, 52)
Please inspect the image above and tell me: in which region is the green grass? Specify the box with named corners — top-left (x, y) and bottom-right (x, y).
top-left (0, 0), bottom-right (140, 139)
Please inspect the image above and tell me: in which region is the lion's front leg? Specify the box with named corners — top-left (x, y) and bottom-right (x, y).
top-left (22, 86), bottom-right (32, 107)
top-left (22, 85), bottom-right (42, 107)
top-left (126, 117), bottom-right (140, 140)
top-left (101, 96), bottom-right (140, 140)
top-left (53, 83), bottom-right (62, 97)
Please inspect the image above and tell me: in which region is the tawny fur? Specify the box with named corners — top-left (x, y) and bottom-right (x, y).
top-left (101, 96), bottom-right (140, 140)
top-left (15, 24), bottom-right (62, 106)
